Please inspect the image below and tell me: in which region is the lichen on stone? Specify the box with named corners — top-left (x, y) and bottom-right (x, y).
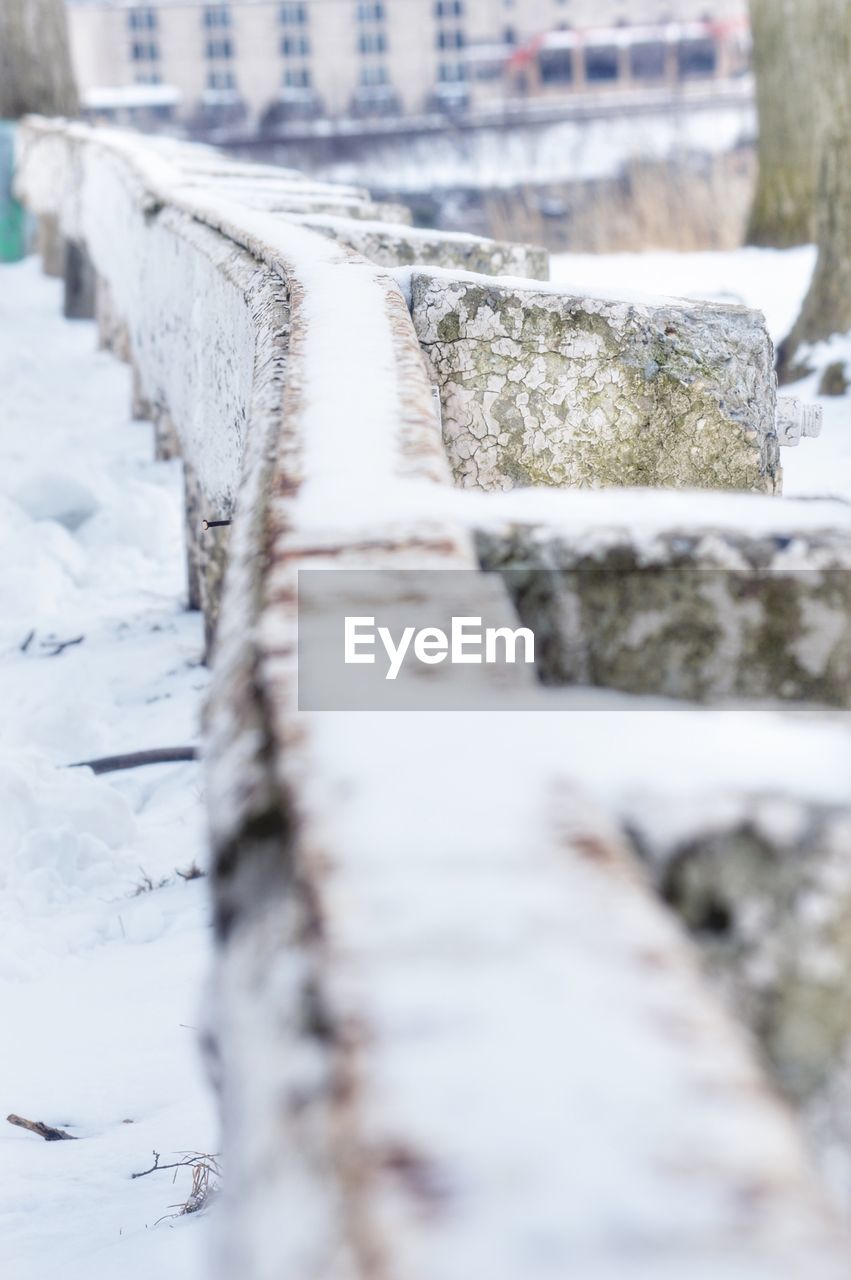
top-left (411, 272), bottom-right (780, 494)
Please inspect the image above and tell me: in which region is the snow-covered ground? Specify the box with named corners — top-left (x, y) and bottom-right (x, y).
top-left (0, 259), bottom-right (215, 1280)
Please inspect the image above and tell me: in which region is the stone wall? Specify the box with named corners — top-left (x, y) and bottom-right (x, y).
top-left (477, 517), bottom-right (851, 707)
top-left (411, 269), bottom-right (780, 493)
top-left (294, 213), bottom-right (549, 279)
top-left (15, 118), bottom-right (851, 1280)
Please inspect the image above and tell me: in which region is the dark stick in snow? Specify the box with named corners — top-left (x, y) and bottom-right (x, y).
top-left (7, 1114), bottom-right (77, 1142)
top-left (68, 747), bottom-right (199, 774)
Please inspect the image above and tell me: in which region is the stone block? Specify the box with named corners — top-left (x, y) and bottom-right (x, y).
top-left (295, 214), bottom-right (549, 279)
top-left (477, 521), bottom-right (851, 708)
top-left (410, 271), bottom-right (780, 493)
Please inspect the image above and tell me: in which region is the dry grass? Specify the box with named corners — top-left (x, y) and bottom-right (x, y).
top-left (132, 1149), bottom-right (221, 1222)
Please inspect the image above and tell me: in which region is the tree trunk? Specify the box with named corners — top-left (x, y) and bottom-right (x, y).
top-left (778, 0), bottom-right (851, 382)
top-left (0, 0), bottom-right (79, 119)
top-left (746, 0), bottom-right (819, 248)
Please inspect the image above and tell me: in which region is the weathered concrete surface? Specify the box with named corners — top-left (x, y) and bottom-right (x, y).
top-left (634, 797), bottom-right (851, 1102)
top-left (95, 276), bottom-right (131, 362)
top-left (626, 790), bottom-right (851, 1207)
top-left (477, 522), bottom-right (851, 708)
top-left (36, 211), bottom-right (63, 277)
top-left (293, 213), bottom-right (549, 279)
top-left (411, 270), bottom-right (780, 493)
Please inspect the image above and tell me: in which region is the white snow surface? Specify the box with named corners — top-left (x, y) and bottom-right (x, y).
top-left (0, 259), bottom-right (215, 1280)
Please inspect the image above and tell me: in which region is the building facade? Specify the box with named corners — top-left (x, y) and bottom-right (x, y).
top-left (65, 0), bottom-right (750, 130)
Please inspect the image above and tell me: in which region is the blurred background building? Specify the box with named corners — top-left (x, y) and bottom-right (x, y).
top-left (66, 0), bottom-right (750, 134)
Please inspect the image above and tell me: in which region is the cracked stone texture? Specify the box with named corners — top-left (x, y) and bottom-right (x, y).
top-left (638, 798), bottom-right (851, 1102)
top-left (295, 215), bottom-right (548, 279)
top-left (628, 793), bottom-right (851, 1201)
top-left (411, 271), bottom-right (780, 493)
top-left (477, 524), bottom-right (851, 708)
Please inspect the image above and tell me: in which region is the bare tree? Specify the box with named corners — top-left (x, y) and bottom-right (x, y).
top-left (0, 0), bottom-right (79, 119)
top-left (778, 0), bottom-right (851, 381)
top-left (746, 0), bottom-right (819, 248)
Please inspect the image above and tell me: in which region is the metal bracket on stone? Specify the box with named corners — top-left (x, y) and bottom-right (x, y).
top-left (431, 384), bottom-right (443, 430)
top-left (776, 396), bottom-right (823, 447)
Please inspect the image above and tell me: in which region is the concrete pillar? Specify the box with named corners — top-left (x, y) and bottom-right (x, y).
top-left (63, 239), bottom-right (96, 319)
top-left (37, 213), bottom-right (64, 278)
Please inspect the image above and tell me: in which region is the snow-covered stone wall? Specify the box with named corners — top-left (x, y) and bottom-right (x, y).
top-left (411, 268), bottom-right (780, 493)
top-left (478, 516), bottom-right (851, 707)
top-left (14, 118), bottom-right (851, 1280)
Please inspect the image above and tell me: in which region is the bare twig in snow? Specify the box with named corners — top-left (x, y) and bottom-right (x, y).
top-left (176, 861), bottom-right (205, 881)
top-left (42, 635), bottom-right (84, 657)
top-left (132, 867), bottom-right (171, 896)
top-left (133, 1150), bottom-right (221, 1219)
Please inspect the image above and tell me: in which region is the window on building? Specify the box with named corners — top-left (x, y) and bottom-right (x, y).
top-left (474, 58), bottom-right (503, 80)
top-left (131, 40), bottom-right (159, 61)
top-left (437, 61), bottom-right (467, 81)
top-left (358, 30), bottom-right (387, 54)
top-left (135, 70), bottom-right (162, 85)
top-left (539, 49), bottom-right (573, 83)
top-left (128, 7), bottom-right (157, 31)
top-left (437, 29), bottom-right (465, 49)
top-left (359, 63), bottom-right (389, 86)
top-left (435, 0), bottom-right (463, 15)
top-left (206, 37), bottom-right (234, 58)
top-left (281, 34), bottom-right (310, 56)
top-left (630, 40), bottom-right (666, 79)
top-left (203, 5), bottom-right (232, 28)
top-left (207, 68), bottom-right (237, 90)
top-left (357, 2), bottom-right (386, 20)
top-left (283, 65), bottom-right (312, 87)
top-left (677, 38), bottom-right (717, 78)
top-left (281, 3), bottom-right (308, 23)
top-left (585, 45), bottom-right (619, 81)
